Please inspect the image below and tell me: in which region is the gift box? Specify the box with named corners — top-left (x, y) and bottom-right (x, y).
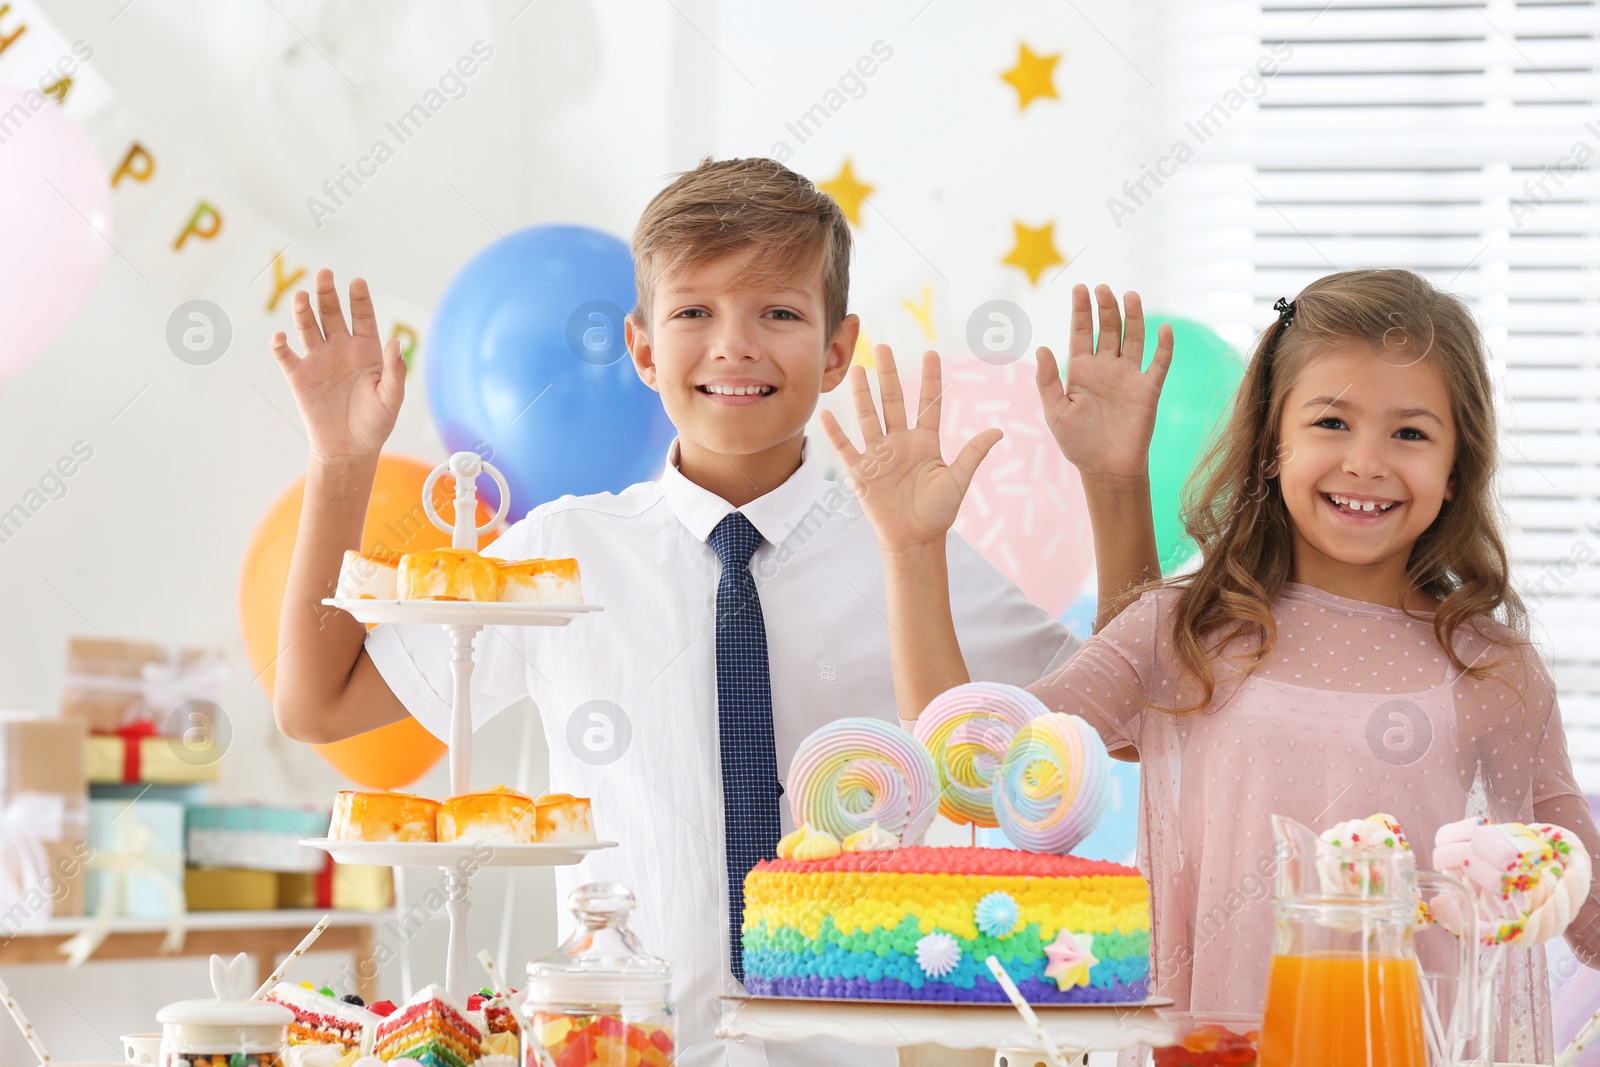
top-left (86, 723), bottom-right (222, 785)
top-left (92, 783), bottom-right (207, 805)
top-left (61, 636), bottom-right (228, 734)
top-left (185, 867), bottom-right (278, 911)
top-left (186, 805), bottom-right (329, 873)
top-left (62, 797), bottom-right (186, 965)
top-left (0, 714), bottom-right (88, 923)
top-left (278, 860), bottom-right (392, 912)
top-left (83, 798), bottom-right (185, 919)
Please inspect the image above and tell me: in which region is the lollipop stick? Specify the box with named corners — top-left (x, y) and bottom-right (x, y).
top-left (984, 955), bottom-right (1069, 1067)
top-left (0, 974), bottom-right (51, 1065)
top-left (252, 914), bottom-right (331, 999)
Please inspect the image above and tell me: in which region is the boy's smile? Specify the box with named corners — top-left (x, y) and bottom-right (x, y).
top-left (1275, 343), bottom-right (1457, 608)
top-left (627, 246), bottom-right (857, 506)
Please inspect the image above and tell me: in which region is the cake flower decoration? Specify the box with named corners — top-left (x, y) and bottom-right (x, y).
top-left (915, 931), bottom-right (962, 978)
top-left (975, 891), bottom-right (1020, 940)
top-left (1042, 930), bottom-right (1098, 990)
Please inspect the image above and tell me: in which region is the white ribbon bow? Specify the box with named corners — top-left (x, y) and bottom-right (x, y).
top-left (132, 652), bottom-right (229, 724)
top-left (65, 648), bottom-right (229, 725)
top-left (60, 810), bottom-right (185, 966)
top-left (0, 792), bottom-right (68, 928)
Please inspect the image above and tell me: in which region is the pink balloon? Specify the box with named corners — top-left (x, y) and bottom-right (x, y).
top-left (938, 359), bottom-right (1093, 616)
top-left (0, 85), bottom-right (111, 379)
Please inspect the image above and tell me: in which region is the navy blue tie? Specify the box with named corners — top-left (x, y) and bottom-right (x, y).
top-left (709, 511), bottom-right (782, 984)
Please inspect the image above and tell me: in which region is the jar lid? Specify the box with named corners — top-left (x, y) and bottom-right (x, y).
top-left (157, 951), bottom-right (294, 1028)
top-left (156, 998), bottom-right (292, 1027)
top-left (526, 883), bottom-right (672, 1007)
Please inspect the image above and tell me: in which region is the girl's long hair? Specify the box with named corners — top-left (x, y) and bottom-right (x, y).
top-left (1161, 268), bottom-right (1527, 713)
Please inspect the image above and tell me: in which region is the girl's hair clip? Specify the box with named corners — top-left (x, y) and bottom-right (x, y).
top-left (1273, 297), bottom-right (1296, 326)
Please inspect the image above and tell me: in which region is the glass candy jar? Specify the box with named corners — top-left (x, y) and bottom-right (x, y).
top-left (522, 883), bottom-right (675, 1067)
top-left (157, 952), bottom-right (291, 1067)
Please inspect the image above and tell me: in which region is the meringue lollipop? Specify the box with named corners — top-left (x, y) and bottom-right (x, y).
top-left (1431, 818), bottom-right (1592, 946)
top-left (1317, 813), bottom-right (1413, 896)
top-left (789, 717), bottom-right (939, 845)
top-left (913, 682), bottom-right (1050, 827)
top-left (993, 712), bottom-right (1110, 854)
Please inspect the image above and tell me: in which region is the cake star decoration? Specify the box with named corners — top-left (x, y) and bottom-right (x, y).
top-left (915, 931), bottom-right (962, 978)
top-left (1043, 930), bottom-right (1097, 990)
top-left (975, 890), bottom-right (1020, 939)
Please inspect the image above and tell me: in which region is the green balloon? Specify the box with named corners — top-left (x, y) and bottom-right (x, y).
top-left (1140, 316), bottom-right (1245, 571)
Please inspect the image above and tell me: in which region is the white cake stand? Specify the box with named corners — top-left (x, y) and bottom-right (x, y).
top-left (717, 996), bottom-right (1173, 1067)
top-left (309, 452), bottom-right (614, 996)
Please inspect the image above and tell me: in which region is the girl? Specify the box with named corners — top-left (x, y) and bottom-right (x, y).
top-left (822, 272), bottom-right (1600, 1061)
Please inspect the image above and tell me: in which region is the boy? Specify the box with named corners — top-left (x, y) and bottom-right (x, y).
top-left (270, 157), bottom-right (1168, 1067)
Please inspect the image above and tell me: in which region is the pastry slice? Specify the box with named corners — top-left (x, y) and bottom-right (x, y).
top-left (534, 793), bottom-right (596, 843)
top-left (336, 549), bottom-right (400, 600)
top-left (496, 558), bottom-right (583, 605)
top-left (329, 790), bottom-right (440, 843)
top-left (437, 786), bottom-right (537, 844)
top-left (397, 548), bottom-right (500, 601)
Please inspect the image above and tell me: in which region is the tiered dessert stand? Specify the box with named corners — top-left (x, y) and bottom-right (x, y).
top-left (301, 452), bottom-right (614, 995)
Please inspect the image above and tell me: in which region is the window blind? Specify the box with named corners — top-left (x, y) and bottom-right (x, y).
top-left (1146, 0), bottom-right (1600, 788)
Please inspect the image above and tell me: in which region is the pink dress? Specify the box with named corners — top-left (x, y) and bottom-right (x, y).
top-left (1027, 582), bottom-right (1600, 1063)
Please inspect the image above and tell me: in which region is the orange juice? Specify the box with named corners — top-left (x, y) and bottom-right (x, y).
top-left (1258, 952), bottom-right (1426, 1067)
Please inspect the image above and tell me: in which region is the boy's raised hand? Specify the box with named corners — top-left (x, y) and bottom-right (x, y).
top-left (1037, 284), bottom-right (1173, 481)
top-left (270, 269), bottom-right (406, 466)
top-left (820, 346), bottom-right (1002, 554)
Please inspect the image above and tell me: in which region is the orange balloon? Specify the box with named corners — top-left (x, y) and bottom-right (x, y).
top-left (239, 453), bottom-right (498, 789)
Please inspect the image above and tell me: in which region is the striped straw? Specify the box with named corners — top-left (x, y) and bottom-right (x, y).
top-left (251, 914), bottom-right (332, 1000)
top-left (0, 974), bottom-right (51, 1064)
top-left (477, 949), bottom-right (553, 1067)
top-left (984, 955), bottom-right (1069, 1067)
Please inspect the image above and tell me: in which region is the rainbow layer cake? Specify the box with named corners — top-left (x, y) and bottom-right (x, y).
top-left (266, 982), bottom-right (389, 1051)
top-left (372, 983), bottom-right (482, 1067)
top-left (742, 845), bottom-right (1150, 1003)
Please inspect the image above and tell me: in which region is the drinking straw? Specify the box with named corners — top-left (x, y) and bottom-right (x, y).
top-left (0, 974), bottom-right (51, 1064)
top-left (251, 913), bottom-right (332, 999)
top-left (478, 949), bottom-right (554, 1067)
top-left (1559, 1005), bottom-right (1600, 1067)
top-left (984, 955), bottom-right (1069, 1067)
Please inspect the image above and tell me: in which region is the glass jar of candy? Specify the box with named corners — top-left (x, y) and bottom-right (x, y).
top-left (155, 996), bottom-right (291, 1067)
top-left (522, 882), bottom-right (676, 1067)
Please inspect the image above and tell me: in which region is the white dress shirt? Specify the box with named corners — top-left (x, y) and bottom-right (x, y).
top-left (366, 438), bottom-right (1078, 1067)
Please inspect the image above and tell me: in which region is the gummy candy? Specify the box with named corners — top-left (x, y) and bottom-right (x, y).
top-left (1153, 1022), bottom-right (1258, 1067)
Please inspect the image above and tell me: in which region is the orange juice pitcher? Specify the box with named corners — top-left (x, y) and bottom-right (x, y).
top-left (1258, 815), bottom-right (1479, 1067)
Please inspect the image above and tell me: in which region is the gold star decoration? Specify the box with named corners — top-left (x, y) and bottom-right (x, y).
top-left (1001, 43), bottom-right (1061, 111)
top-left (1002, 220), bottom-right (1065, 286)
top-left (819, 158), bottom-right (874, 227)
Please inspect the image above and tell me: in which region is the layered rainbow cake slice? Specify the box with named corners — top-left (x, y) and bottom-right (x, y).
top-left (742, 846), bottom-right (1150, 1003)
top-left (372, 984), bottom-right (482, 1067)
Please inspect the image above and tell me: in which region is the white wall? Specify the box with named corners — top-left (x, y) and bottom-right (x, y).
top-left (0, 0), bottom-right (1160, 1059)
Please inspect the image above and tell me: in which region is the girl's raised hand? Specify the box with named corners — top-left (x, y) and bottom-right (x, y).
top-left (820, 346), bottom-right (1002, 554)
top-left (1037, 284), bottom-right (1173, 481)
top-left (269, 269), bottom-right (406, 467)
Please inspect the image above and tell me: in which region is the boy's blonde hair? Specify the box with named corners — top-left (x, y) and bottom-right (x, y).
top-left (631, 157), bottom-right (852, 339)
top-left (1164, 268), bottom-right (1527, 712)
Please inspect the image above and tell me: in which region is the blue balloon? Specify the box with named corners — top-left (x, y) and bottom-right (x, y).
top-left (426, 224), bottom-right (675, 517)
